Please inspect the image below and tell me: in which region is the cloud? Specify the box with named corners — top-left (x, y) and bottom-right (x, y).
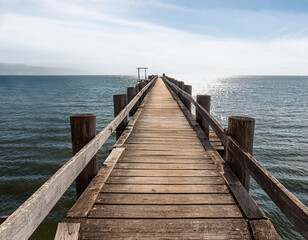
top-left (0, 0), bottom-right (308, 75)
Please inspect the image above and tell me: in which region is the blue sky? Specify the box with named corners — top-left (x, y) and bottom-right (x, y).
top-left (1, 0), bottom-right (308, 75)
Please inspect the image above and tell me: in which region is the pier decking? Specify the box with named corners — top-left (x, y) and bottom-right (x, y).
top-left (59, 78), bottom-right (278, 239)
top-left (2, 75), bottom-right (307, 240)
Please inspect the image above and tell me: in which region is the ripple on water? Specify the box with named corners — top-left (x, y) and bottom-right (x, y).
top-left (0, 75), bottom-right (138, 239)
top-left (183, 74), bottom-right (307, 240)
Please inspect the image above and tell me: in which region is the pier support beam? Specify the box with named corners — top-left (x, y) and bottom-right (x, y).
top-left (226, 116), bottom-right (255, 192)
top-left (127, 87), bottom-right (137, 116)
top-left (196, 95), bottom-right (211, 138)
top-left (183, 84), bottom-right (192, 112)
top-left (113, 94), bottom-right (128, 139)
top-left (70, 114), bottom-right (98, 198)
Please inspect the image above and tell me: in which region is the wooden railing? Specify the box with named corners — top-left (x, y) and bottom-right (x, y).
top-left (163, 75), bottom-right (308, 239)
top-left (0, 76), bottom-right (157, 240)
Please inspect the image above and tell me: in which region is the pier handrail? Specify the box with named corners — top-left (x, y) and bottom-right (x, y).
top-left (163, 75), bottom-right (308, 239)
top-left (0, 76), bottom-right (157, 240)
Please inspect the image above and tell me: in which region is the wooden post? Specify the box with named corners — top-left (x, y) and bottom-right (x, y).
top-left (226, 116), bottom-right (255, 192)
top-left (70, 114), bottom-right (98, 198)
top-left (178, 81), bottom-right (184, 101)
top-left (127, 87), bottom-right (137, 116)
top-left (139, 81), bottom-right (146, 104)
top-left (144, 80), bottom-right (149, 94)
top-left (196, 95), bottom-right (211, 138)
top-left (183, 85), bottom-right (192, 112)
top-left (175, 80), bottom-right (180, 94)
top-left (135, 82), bottom-right (141, 107)
top-left (113, 94), bottom-right (128, 139)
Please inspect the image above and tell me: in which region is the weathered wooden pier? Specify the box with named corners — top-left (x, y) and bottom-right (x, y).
top-left (0, 76), bottom-right (307, 239)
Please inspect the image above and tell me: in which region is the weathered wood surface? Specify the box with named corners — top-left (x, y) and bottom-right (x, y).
top-left (0, 78), bottom-right (156, 240)
top-left (164, 76), bottom-right (307, 239)
top-left (54, 222), bottom-right (80, 240)
top-left (70, 114), bottom-right (98, 198)
top-left (62, 77), bottom-right (279, 239)
top-left (226, 116), bottom-right (255, 191)
top-left (80, 219), bottom-right (251, 240)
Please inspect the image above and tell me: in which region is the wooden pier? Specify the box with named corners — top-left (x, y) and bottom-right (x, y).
top-left (0, 76), bottom-right (307, 240)
top-left (60, 77), bottom-right (266, 239)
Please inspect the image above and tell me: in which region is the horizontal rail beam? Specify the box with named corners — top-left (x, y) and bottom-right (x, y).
top-left (163, 75), bottom-right (308, 239)
top-left (0, 76), bottom-right (157, 240)
top-left (227, 137), bottom-right (308, 239)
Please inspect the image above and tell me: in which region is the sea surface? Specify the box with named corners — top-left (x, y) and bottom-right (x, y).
top-left (0, 75), bottom-right (307, 239)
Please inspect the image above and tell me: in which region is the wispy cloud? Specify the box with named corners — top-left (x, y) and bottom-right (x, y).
top-left (0, 0), bottom-right (308, 75)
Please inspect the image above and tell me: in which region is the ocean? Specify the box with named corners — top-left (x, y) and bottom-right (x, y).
top-left (0, 75), bottom-right (307, 239)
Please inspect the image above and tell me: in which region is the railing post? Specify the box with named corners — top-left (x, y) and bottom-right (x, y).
top-left (70, 114), bottom-right (98, 198)
top-left (183, 85), bottom-right (192, 112)
top-left (226, 116), bottom-right (255, 192)
top-left (178, 81), bottom-right (184, 100)
top-left (127, 87), bottom-right (137, 116)
top-left (196, 95), bottom-right (211, 138)
top-left (136, 82), bottom-right (142, 107)
top-left (145, 80), bottom-right (150, 94)
top-left (139, 81), bottom-right (146, 104)
top-left (113, 94), bottom-right (128, 139)
top-left (174, 80), bottom-right (178, 93)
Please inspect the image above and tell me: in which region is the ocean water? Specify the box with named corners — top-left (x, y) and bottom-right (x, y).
top-left (0, 75), bottom-right (307, 239)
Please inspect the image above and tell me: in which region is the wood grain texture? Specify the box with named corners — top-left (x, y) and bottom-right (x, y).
top-left (54, 222), bottom-right (80, 240)
top-left (249, 220), bottom-right (281, 240)
top-left (79, 219), bottom-right (251, 239)
top-left (106, 176), bottom-right (224, 184)
top-left (67, 148), bottom-right (125, 218)
top-left (115, 163), bottom-right (216, 170)
top-left (226, 116), bottom-right (255, 191)
top-left (89, 204), bottom-right (243, 218)
top-left (111, 169), bottom-right (221, 177)
top-left (96, 193), bottom-right (235, 204)
top-left (101, 184), bottom-right (229, 193)
top-left (70, 114), bottom-right (98, 198)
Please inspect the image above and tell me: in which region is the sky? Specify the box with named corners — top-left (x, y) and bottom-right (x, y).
top-left (1, 0), bottom-right (308, 75)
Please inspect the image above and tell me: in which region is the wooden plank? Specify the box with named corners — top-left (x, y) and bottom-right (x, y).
top-left (89, 204), bottom-right (243, 218)
top-left (118, 158), bottom-right (213, 164)
top-left (81, 232), bottom-right (247, 240)
top-left (106, 176), bottom-right (224, 185)
top-left (123, 145), bottom-right (204, 151)
top-left (114, 94), bottom-right (152, 148)
top-left (208, 151), bottom-right (265, 220)
top-left (80, 219), bottom-right (251, 239)
top-left (124, 139), bottom-right (202, 144)
top-left (163, 77), bottom-right (227, 145)
top-left (54, 222), bottom-right (80, 240)
top-left (101, 184), bottom-right (229, 193)
top-left (111, 169), bottom-right (220, 177)
top-left (96, 193), bottom-right (235, 204)
top-left (0, 78), bottom-right (156, 240)
top-left (115, 163), bottom-right (216, 170)
top-left (249, 220), bottom-right (281, 240)
top-left (67, 147), bottom-right (125, 218)
top-left (165, 83), bottom-right (215, 151)
top-left (121, 151), bottom-right (211, 158)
